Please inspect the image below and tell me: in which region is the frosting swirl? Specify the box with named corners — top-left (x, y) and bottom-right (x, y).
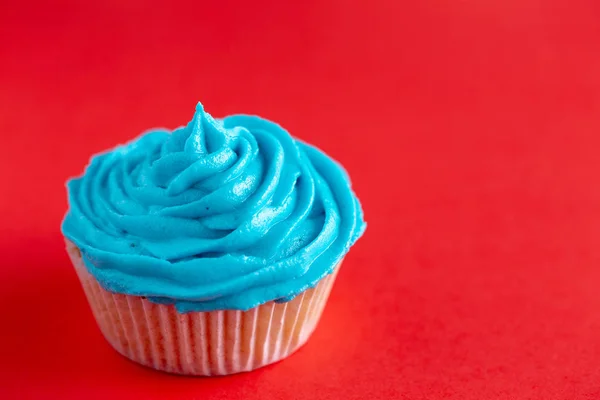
top-left (62, 103), bottom-right (366, 312)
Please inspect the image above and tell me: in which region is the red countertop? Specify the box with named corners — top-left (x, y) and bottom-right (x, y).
top-left (2, 0), bottom-right (600, 398)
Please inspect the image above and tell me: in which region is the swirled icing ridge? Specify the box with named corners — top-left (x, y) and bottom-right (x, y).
top-left (62, 103), bottom-right (365, 312)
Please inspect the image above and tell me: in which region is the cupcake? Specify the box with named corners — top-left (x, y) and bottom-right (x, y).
top-left (62, 103), bottom-right (365, 375)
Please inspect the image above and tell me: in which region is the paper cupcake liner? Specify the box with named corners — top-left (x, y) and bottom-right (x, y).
top-left (66, 240), bottom-right (340, 375)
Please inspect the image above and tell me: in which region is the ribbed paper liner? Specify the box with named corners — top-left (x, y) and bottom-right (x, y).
top-left (66, 240), bottom-right (340, 375)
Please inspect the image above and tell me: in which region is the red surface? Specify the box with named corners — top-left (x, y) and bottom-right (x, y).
top-left (2, 0), bottom-right (600, 398)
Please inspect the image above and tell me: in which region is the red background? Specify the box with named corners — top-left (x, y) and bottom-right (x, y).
top-left (2, 0), bottom-right (600, 398)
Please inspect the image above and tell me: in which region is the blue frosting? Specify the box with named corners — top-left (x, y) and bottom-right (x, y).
top-left (62, 103), bottom-right (365, 312)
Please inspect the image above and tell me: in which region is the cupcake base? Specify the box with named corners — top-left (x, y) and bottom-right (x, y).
top-left (66, 240), bottom-right (340, 376)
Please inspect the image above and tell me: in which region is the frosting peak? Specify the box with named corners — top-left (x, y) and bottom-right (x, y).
top-left (62, 103), bottom-right (365, 312)
top-left (185, 103), bottom-right (229, 154)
